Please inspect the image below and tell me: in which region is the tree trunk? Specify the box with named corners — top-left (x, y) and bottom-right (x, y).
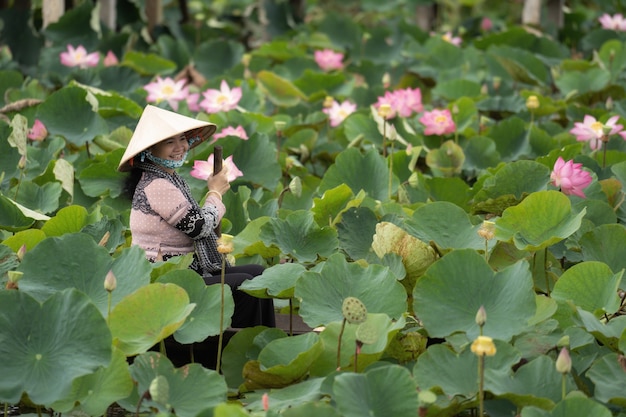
top-left (42, 0), bottom-right (65, 28)
top-left (100, 0), bottom-right (117, 30)
top-left (415, 5), bottom-right (436, 32)
top-left (522, 0), bottom-right (541, 27)
top-left (145, 0), bottom-right (162, 35)
top-left (546, 0), bottom-right (563, 28)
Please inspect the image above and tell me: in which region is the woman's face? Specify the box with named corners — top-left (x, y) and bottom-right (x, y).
top-left (150, 134), bottom-right (189, 163)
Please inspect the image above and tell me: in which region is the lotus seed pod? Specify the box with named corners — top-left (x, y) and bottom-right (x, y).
top-left (149, 375), bottom-right (169, 406)
top-left (355, 319), bottom-right (378, 345)
top-left (342, 297), bottom-right (367, 324)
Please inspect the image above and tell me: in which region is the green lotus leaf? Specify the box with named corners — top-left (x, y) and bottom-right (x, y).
top-left (0, 289), bottom-right (111, 405)
top-left (8, 113), bottom-right (27, 155)
top-left (405, 201), bottom-right (488, 252)
top-left (554, 67), bottom-right (611, 97)
top-left (371, 221), bottom-right (438, 280)
top-left (489, 356), bottom-right (576, 409)
top-left (239, 262), bottom-right (307, 299)
top-left (425, 140), bottom-right (465, 177)
top-left (336, 206), bottom-right (379, 261)
top-left (414, 341), bottom-right (520, 398)
top-left (258, 332), bottom-right (323, 377)
top-left (157, 269), bottom-right (234, 343)
top-left (295, 253), bottom-right (407, 327)
top-left (464, 136), bottom-right (501, 171)
top-left (231, 133), bottom-right (282, 192)
top-left (1, 228), bottom-right (46, 253)
top-left (109, 283), bottom-right (195, 356)
top-left (425, 176), bottom-right (471, 210)
top-left (122, 50), bottom-right (177, 76)
top-left (260, 210), bottom-right (338, 263)
top-left (495, 190), bottom-right (586, 251)
top-left (488, 45), bottom-right (549, 85)
top-left (221, 326), bottom-right (274, 390)
top-left (0, 243), bottom-right (19, 279)
top-left (586, 352), bottom-right (626, 407)
top-left (318, 148), bottom-right (397, 201)
top-left (124, 352), bottom-right (227, 417)
top-left (414, 249), bottom-right (535, 341)
top-left (77, 148), bottom-right (126, 198)
top-left (580, 224), bottom-right (626, 288)
top-left (40, 204), bottom-right (88, 237)
top-left (311, 183), bottom-right (355, 227)
top-left (433, 79), bottom-right (482, 100)
top-left (233, 217), bottom-right (281, 258)
top-left (521, 396), bottom-right (613, 417)
top-left (573, 309), bottom-right (626, 351)
top-left (245, 378), bottom-right (326, 414)
top-left (50, 347), bottom-right (133, 416)
top-left (473, 160), bottom-right (550, 203)
top-left (35, 85), bottom-right (109, 147)
top-left (18, 233), bottom-right (151, 315)
top-left (257, 70), bottom-right (307, 107)
top-left (333, 364), bottom-right (419, 417)
top-left (13, 180), bottom-right (62, 214)
top-left (551, 261), bottom-right (622, 316)
top-left (0, 194), bottom-right (36, 232)
top-left (194, 39), bottom-right (245, 79)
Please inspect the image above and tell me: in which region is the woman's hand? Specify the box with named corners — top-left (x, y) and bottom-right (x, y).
top-left (206, 167), bottom-right (230, 196)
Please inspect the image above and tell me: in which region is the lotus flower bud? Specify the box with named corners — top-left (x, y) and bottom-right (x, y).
top-left (382, 72), bottom-right (391, 88)
top-left (217, 233), bottom-right (234, 254)
top-left (6, 271), bottom-right (23, 289)
top-left (274, 120), bottom-right (286, 132)
top-left (475, 305), bottom-right (487, 326)
top-left (555, 347), bottom-right (571, 374)
top-left (526, 95), bottom-right (539, 110)
top-left (104, 270), bottom-right (117, 292)
top-left (18, 155), bottom-right (26, 170)
top-left (323, 96), bottom-right (334, 108)
top-left (378, 103), bottom-right (392, 119)
top-left (16, 244), bottom-right (26, 262)
top-left (289, 176), bottom-right (302, 197)
top-left (477, 221), bottom-right (496, 240)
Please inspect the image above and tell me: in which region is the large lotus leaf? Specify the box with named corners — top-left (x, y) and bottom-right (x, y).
top-left (40, 204), bottom-right (88, 237)
top-left (231, 133), bottom-right (282, 191)
top-left (36, 85), bottom-right (109, 147)
top-left (424, 176), bottom-right (472, 210)
top-left (0, 289), bottom-right (111, 405)
top-left (260, 210), bottom-right (338, 263)
top-left (157, 269), bottom-right (234, 343)
top-left (318, 148), bottom-right (397, 201)
top-left (413, 341), bottom-right (521, 398)
top-left (586, 352), bottom-right (626, 406)
top-left (0, 194), bottom-right (36, 232)
top-left (554, 67), bottom-right (611, 97)
top-left (371, 221), bottom-right (438, 280)
top-left (336, 206), bottom-right (379, 261)
top-left (123, 352), bottom-right (227, 417)
top-left (1, 229), bottom-right (46, 253)
top-left (425, 140), bottom-right (465, 177)
top-left (220, 326), bottom-right (276, 389)
top-left (573, 309), bottom-right (626, 352)
top-left (310, 314), bottom-right (405, 375)
top-left (13, 181), bottom-right (62, 214)
top-left (294, 253), bottom-right (407, 327)
top-left (77, 149), bottom-right (126, 198)
top-left (239, 262), bottom-right (307, 299)
top-left (413, 249), bottom-right (535, 341)
top-left (256, 70), bottom-right (307, 107)
top-left (404, 201), bottom-right (489, 252)
top-left (473, 160), bottom-right (550, 203)
top-left (488, 45), bottom-right (549, 85)
top-left (464, 135), bottom-right (502, 171)
top-left (234, 217), bottom-right (281, 259)
top-left (311, 183), bottom-right (355, 227)
top-left (332, 364), bottom-right (418, 417)
top-left (0, 243), bottom-right (19, 279)
top-left (18, 233), bottom-right (151, 316)
top-left (580, 224), bottom-right (626, 287)
top-left (245, 378), bottom-right (326, 414)
top-left (108, 283), bottom-right (195, 356)
top-left (495, 191), bottom-right (586, 251)
top-left (551, 261), bottom-right (622, 316)
top-left (194, 39), bottom-right (245, 79)
top-left (488, 356), bottom-right (576, 409)
top-left (50, 347), bottom-right (133, 416)
top-left (521, 397), bottom-right (613, 417)
top-left (122, 50), bottom-right (177, 75)
top-left (257, 332), bottom-right (323, 378)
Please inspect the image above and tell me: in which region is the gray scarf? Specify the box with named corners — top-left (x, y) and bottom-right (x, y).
top-left (137, 161), bottom-right (227, 275)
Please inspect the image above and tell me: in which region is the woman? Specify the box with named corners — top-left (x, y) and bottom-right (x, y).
top-left (118, 105), bottom-right (275, 330)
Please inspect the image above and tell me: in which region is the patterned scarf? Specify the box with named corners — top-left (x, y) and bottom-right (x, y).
top-left (136, 161), bottom-right (226, 275)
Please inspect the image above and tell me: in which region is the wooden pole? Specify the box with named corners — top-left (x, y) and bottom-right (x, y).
top-left (213, 146), bottom-right (223, 237)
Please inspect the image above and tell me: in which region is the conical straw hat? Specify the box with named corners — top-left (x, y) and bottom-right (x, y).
top-left (118, 104), bottom-right (217, 171)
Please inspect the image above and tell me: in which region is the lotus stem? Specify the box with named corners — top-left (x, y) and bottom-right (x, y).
top-left (216, 255), bottom-right (226, 373)
top-left (106, 292), bottom-right (112, 326)
top-left (337, 318), bottom-right (346, 370)
top-left (388, 142), bottom-right (394, 201)
top-left (354, 342), bottom-right (359, 373)
top-left (478, 353), bottom-right (485, 417)
top-left (289, 298), bottom-right (293, 337)
top-left (561, 373), bottom-right (566, 400)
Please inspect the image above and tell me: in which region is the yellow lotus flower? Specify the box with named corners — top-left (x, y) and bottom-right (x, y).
top-left (471, 335), bottom-right (496, 356)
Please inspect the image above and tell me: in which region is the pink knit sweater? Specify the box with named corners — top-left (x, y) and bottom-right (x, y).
top-left (130, 176), bottom-right (225, 261)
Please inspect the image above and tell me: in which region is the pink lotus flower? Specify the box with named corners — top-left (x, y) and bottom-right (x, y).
top-left (144, 76), bottom-right (189, 111)
top-left (550, 157), bottom-right (593, 198)
top-left (419, 108), bottom-right (456, 135)
top-left (314, 49), bottom-right (344, 71)
top-left (190, 155), bottom-right (243, 182)
top-left (214, 125), bottom-right (248, 140)
top-left (569, 115), bottom-right (624, 150)
top-left (374, 87), bottom-right (423, 119)
top-left (59, 44), bottom-right (100, 68)
top-left (103, 50), bottom-right (118, 66)
top-left (27, 119), bottom-right (47, 141)
top-left (199, 80), bottom-right (242, 113)
top-left (323, 99), bottom-right (356, 127)
top-left (481, 17), bottom-right (493, 32)
top-left (599, 13), bottom-right (626, 31)
top-left (441, 31), bottom-right (462, 46)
